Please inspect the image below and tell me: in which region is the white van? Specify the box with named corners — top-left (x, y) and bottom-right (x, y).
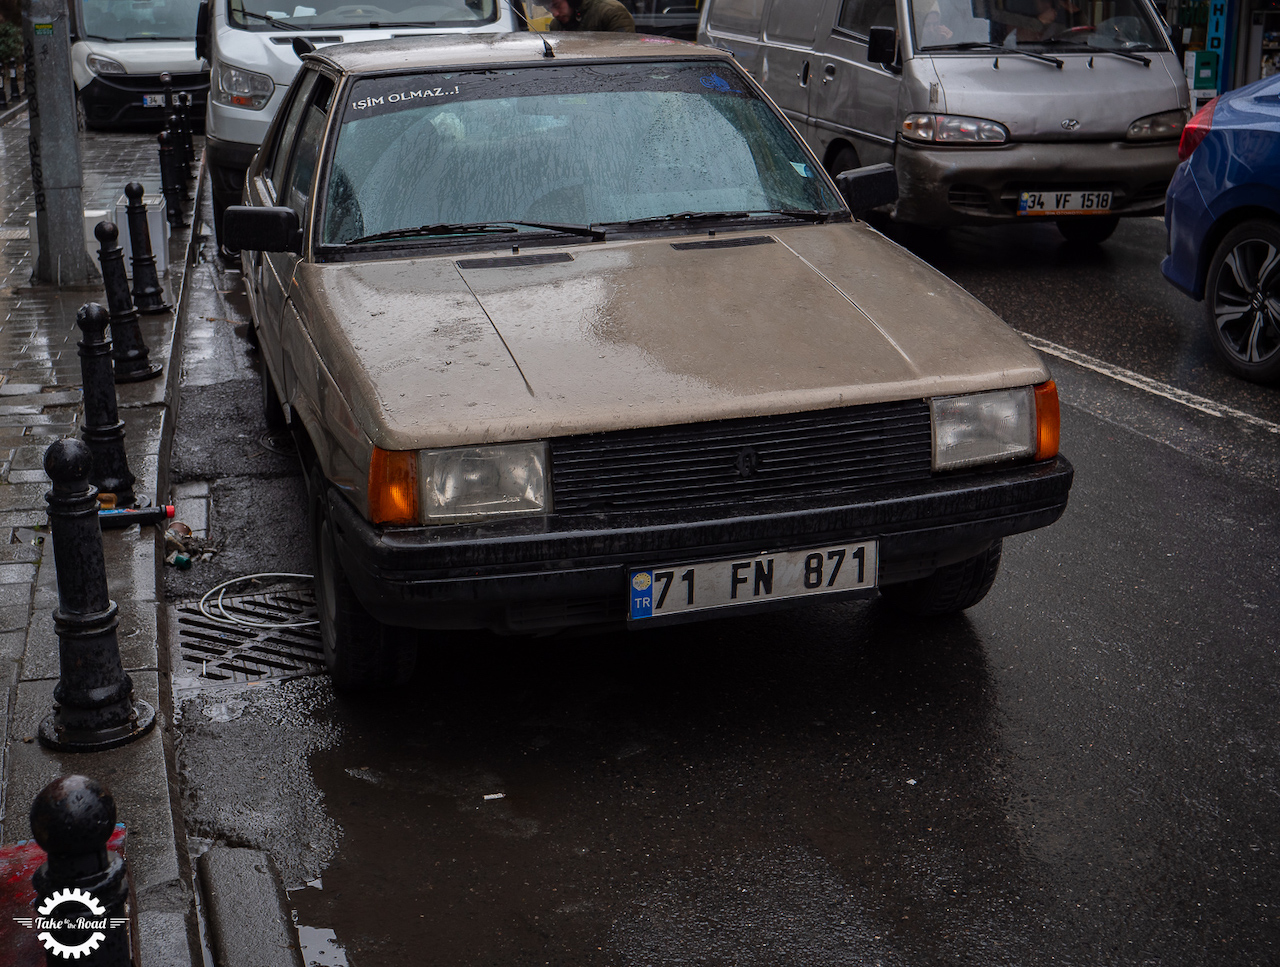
top-left (70, 0), bottom-right (208, 130)
top-left (699, 0), bottom-right (1189, 243)
top-left (195, 0), bottom-right (524, 244)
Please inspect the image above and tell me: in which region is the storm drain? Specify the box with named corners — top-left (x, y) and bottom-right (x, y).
top-left (174, 588), bottom-right (324, 683)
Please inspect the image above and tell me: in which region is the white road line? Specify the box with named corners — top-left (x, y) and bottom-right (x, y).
top-left (1019, 332), bottom-right (1280, 436)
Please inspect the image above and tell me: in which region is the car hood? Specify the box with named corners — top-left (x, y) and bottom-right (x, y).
top-left (293, 223), bottom-right (1049, 450)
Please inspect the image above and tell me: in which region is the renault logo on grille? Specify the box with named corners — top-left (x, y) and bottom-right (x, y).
top-left (736, 446), bottom-right (761, 478)
top-left (1061, 118), bottom-right (1080, 130)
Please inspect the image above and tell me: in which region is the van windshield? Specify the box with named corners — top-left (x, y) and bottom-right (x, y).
top-left (321, 62), bottom-right (842, 246)
top-left (228, 0), bottom-right (497, 29)
top-left (910, 0), bottom-right (1166, 51)
top-left (81, 0), bottom-right (204, 41)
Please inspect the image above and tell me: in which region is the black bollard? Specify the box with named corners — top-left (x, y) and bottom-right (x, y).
top-left (176, 93), bottom-right (195, 177)
top-left (157, 131), bottom-right (185, 231)
top-left (0, 69), bottom-right (7, 110)
top-left (8, 59), bottom-right (17, 100)
top-left (94, 222), bottom-right (162, 383)
top-left (122, 183), bottom-right (170, 314)
top-left (38, 439), bottom-right (156, 753)
top-left (76, 304), bottom-right (138, 508)
top-left (30, 775), bottom-right (135, 966)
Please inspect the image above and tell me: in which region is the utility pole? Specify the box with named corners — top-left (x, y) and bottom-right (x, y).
top-left (23, 0), bottom-right (98, 285)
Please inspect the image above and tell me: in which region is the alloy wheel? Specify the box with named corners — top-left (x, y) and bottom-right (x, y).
top-left (1213, 237), bottom-right (1280, 366)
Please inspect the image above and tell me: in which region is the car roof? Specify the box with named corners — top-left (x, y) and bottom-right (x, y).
top-left (305, 32), bottom-right (729, 75)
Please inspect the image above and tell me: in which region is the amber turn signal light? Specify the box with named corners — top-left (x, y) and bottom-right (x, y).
top-left (368, 447), bottom-right (418, 525)
top-left (1034, 380), bottom-right (1060, 461)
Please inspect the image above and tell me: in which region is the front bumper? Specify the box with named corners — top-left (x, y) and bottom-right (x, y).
top-left (894, 138), bottom-right (1179, 225)
top-left (328, 455), bottom-right (1074, 634)
top-left (79, 72), bottom-right (208, 130)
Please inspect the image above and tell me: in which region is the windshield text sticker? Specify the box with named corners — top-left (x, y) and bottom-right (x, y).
top-left (351, 85), bottom-right (461, 112)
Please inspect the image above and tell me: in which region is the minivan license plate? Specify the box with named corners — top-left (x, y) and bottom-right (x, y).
top-left (142, 94), bottom-right (166, 108)
top-left (1018, 190), bottom-right (1112, 215)
top-left (628, 542), bottom-right (877, 620)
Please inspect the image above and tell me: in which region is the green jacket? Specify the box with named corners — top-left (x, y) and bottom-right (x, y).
top-left (548, 0), bottom-right (636, 32)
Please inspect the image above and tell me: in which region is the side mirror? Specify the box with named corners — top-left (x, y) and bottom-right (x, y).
top-left (195, 0), bottom-right (210, 62)
top-left (866, 26), bottom-right (898, 67)
top-left (223, 206), bottom-right (303, 254)
top-left (835, 163), bottom-right (899, 215)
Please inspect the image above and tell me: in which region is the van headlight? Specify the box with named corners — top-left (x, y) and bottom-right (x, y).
top-left (213, 65), bottom-right (274, 111)
top-left (420, 443), bottom-right (549, 521)
top-left (931, 382), bottom-right (1060, 470)
top-left (85, 53), bottom-right (126, 75)
top-left (902, 113), bottom-right (1008, 144)
top-left (1126, 108), bottom-right (1188, 140)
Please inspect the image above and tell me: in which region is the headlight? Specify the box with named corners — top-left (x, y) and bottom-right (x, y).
top-left (212, 65), bottom-right (274, 110)
top-left (931, 384), bottom-right (1060, 470)
top-left (1127, 108), bottom-right (1188, 140)
top-left (902, 113), bottom-right (1008, 144)
top-left (420, 443), bottom-right (549, 521)
top-left (85, 53), bottom-right (125, 75)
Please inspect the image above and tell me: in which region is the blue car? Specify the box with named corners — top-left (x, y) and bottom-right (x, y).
top-left (1163, 75), bottom-right (1280, 383)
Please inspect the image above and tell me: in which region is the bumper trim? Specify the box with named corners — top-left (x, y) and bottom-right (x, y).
top-left (328, 455), bottom-right (1074, 632)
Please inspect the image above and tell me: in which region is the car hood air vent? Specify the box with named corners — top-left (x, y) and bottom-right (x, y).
top-left (270, 35), bottom-right (343, 43)
top-left (670, 235), bottom-right (775, 251)
top-left (457, 252), bottom-right (574, 269)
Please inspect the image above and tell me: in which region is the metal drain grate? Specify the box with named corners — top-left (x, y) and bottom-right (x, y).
top-left (174, 588), bottom-right (324, 682)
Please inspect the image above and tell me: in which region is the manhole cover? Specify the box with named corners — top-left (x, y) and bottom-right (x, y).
top-left (174, 588), bottom-right (324, 683)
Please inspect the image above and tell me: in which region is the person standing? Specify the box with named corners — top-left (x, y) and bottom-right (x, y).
top-left (545, 0), bottom-right (636, 32)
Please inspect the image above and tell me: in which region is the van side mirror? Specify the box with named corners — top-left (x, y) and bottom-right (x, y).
top-left (835, 163), bottom-right (899, 215)
top-left (866, 26), bottom-right (898, 68)
top-left (195, 0), bottom-right (210, 62)
top-left (223, 206), bottom-right (303, 255)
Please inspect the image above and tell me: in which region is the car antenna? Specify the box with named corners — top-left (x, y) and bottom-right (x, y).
top-left (542, 35), bottom-right (555, 58)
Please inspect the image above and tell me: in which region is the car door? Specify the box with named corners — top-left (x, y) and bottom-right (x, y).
top-left (811, 0), bottom-right (902, 168)
top-left (760, 0), bottom-right (830, 141)
top-left (266, 73), bottom-right (335, 407)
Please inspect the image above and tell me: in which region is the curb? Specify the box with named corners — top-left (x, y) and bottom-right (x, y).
top-left (0, 98), bottom-right (27, 127)
top-left (197, 848), bottom-right (305, 967)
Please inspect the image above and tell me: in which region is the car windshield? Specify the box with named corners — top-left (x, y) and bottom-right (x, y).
top-left (910, 0), bottom-right (1166, 50)
top-left (81, 0), bottom-right (204, 41)
top-left (320, 61), bottom-right (842, 246)
top-left (228, 0), bottom-right (497, 30)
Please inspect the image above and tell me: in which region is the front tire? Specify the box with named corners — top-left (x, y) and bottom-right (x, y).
top-left (879, 540), bottom-right (1003, 616)
top-left (1204, 219), bottom-right (1280, 384)
top-left (1056, 215), bottom-right (1119, 244)
top-left (312, 481), bottom-right (417, 693)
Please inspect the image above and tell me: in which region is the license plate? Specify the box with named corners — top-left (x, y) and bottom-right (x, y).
top-left (1018, 190), bottom-right (1112, 215)
top-left (628, 542), bottom-right (877, 620)
top-left (142, 94), bottom-right (166, 108)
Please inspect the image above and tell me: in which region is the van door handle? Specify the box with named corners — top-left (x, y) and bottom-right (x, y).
top-left (799, 60), bottom-right (810, 86)
top-left (823, 64), bottom-right (837, 84)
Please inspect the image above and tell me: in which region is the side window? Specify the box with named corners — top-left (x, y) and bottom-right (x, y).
top-left (708, 0), bottom-right (767, 34)
top-left (267, 71), bottom-right (319, 200)
top-left (281, 76), bottom-right (336, 221)
top-left (836, 0), bottom-right (898, 37)
top-left (767, 0), bottom-right (829, 43)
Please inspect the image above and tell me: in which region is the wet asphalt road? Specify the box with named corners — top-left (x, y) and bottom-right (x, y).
top-left (167, 213), bottom-right (1280, 966)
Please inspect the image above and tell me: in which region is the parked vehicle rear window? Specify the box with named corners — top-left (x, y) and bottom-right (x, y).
top-left (321, 61), bottom-right (841, 245)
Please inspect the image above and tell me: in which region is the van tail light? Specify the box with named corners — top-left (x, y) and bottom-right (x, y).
top-left (1034, 380), bottom-right (1060, 461)
top-left (1178, 97), bottom-right (1218, 162)
top-left (368, 447), bottom-right (418, 525)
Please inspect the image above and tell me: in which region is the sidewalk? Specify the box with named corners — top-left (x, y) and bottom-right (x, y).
top-left (0, 107), bottom-right (200, 966)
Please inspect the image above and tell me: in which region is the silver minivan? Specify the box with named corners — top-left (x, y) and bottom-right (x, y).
top-left (698, 0), bottom-right (1189, 242)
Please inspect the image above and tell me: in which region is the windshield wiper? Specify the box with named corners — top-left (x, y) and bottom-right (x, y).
top-left (920, 41), bottom-right (1063, 68)
top-left (236, 9), bottom-right (304, 30)
top-left (344, 220), bottom-right (604, 245)
top-left (609, 209), bottom-right (837, 228)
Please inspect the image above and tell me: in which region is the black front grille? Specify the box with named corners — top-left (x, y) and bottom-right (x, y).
top-left (948, 184), bottom-right (990, 214)
top-left (105, 71), bottom-right (208, 91)
top-left (550, 400), bottom-right (933, 516)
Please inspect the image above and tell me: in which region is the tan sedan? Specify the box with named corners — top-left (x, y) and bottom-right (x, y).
top-left (224, 34), bottom-right (1073, 691)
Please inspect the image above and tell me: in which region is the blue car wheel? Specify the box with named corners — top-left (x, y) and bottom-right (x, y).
top-left (1205, 219), bottom-right (1280, 384)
